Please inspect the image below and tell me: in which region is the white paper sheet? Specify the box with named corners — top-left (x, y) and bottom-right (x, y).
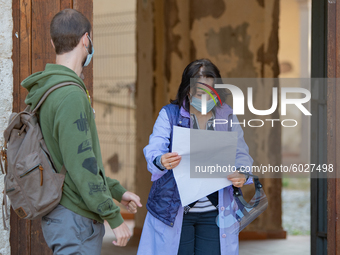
top-left (172, 126), bottom-right (238, 207)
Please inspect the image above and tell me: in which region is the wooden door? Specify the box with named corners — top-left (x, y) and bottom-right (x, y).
top-left (311, 0), bottom-right (328, 254)
top-left (11, 1), bottom-right (92, 254)
top-left (326, 0), bottom-right (340, 254)
top-left (311, 0), bottom-right (340, 254)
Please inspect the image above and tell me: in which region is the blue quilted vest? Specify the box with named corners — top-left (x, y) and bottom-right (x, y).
top-left (146, 103), bottom-right (189, 227)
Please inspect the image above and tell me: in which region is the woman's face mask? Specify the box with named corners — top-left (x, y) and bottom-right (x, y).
top-left (190, 95), bottom-right (217, 113)
top-left (190, 78), bottom-right (217, 113)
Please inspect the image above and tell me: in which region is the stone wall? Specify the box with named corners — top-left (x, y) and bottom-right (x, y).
top-left (0, 0), bottom-right (13, 254)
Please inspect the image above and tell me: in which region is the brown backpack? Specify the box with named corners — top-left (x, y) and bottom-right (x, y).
top-left (1, 82), bottom-right (87, 230)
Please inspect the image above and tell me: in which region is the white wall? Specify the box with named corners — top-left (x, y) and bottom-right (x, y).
top-left (0, 0), bottom-right (13, 254)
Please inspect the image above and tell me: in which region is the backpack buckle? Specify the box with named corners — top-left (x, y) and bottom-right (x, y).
top-left (1, 146), bottom-right (7, 160)
top-left (1, 146), bottom-right (8, 175)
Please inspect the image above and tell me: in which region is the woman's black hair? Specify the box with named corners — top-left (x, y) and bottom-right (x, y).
top-left (170, 59), bottom-right (229, 111)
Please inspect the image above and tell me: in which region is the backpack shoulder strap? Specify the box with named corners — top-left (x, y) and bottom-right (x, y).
top-left (59, 165), bottom-right (67, 175)
top-left (31, 82), bottom-right (86, 113)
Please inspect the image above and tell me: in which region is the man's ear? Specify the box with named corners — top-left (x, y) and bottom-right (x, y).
top-left (50, 39), bottom-right (55, 49)
top-left (82, 32), bottom-right (89, 47)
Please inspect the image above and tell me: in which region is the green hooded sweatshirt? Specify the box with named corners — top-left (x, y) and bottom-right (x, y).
top-left (21, 63), bottom-right (126, 229)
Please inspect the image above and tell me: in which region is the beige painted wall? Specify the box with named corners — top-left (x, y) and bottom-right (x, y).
top-left (93, 0), bottom-right (137, 192)
top-left (94, 0), bottom-right (135, 14)
top-left (279, 0), bottom-right (311, 161)
top-left (279, 0), bottom-right (301, 78)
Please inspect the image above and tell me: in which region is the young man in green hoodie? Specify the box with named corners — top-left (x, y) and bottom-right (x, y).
top-left (21, 9), bottom-right (142, 254)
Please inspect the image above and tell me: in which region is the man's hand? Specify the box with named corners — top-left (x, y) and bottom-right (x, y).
top-left (121, 191), bottom-right (142, 214)
top-left (112, 222), bottom-right (131, 246)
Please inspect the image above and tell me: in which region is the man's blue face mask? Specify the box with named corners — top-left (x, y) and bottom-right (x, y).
top-left (83, 34), bottom-right (94, 67)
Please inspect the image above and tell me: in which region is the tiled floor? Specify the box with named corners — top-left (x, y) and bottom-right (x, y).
top-left (101, 221), bottom-right (310, 255)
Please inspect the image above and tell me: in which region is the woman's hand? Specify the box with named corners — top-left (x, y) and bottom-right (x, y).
top-left (161, 152), bottom-right (182, 170)
top-left (227, 172), bottom-right (247, 188)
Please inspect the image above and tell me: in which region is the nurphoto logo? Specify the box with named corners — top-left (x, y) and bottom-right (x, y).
top-left (197, 82), bottom-right (312, 128)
